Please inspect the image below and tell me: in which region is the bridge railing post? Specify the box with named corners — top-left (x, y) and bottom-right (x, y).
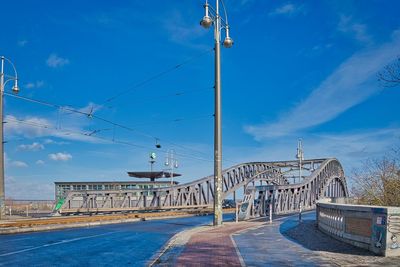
top-left (235, 201), bottom-right (239, 223)
top-left (269, 203), bottom-right (272, 223)
top-left (299, 202), bottom-right (302, 222)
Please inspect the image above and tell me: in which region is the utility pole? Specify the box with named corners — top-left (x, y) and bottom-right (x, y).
top-left (0, 56), bottom-right (19, 220)
top-left (296, 139), bottom-right (304, 184)
top-left (165, 149), bottom-right (178, 186)
top-left (200, 0), bottom-right (233, 226)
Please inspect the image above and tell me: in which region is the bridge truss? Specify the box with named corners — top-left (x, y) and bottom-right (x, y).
top-left (58, 158), bottom-right (348, 217)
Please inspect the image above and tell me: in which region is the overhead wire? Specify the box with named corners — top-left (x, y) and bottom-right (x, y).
top-left (4, 117), bottom-right (216, 163)
top-left (102, 48), bottom-right (213, 104)
top-left (3, 46), bottom-right (239, 165)
top-left (4, 92), bottom-right (227, 161)
top-left (127, 114), bottom-right (214, 128)
top-left (127, 86), bottom-right (213, 105)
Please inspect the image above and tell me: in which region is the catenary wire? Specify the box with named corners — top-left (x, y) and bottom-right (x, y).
top-left (4, 92), bottom-right (233, 162)
top-left (5, 117), bottom-right (217, 163)
top-left (102, 48), bottom-right (213, 104)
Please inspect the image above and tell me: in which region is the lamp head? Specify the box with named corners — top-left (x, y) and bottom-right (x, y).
top-left (200, 16), bottom-right (212, 28)
top-left (223, 26), bottom-right (233, 48)
top-left (223, 36), bottom-right (234, 48)
top-left (12, 80), bottom-right (19, 94)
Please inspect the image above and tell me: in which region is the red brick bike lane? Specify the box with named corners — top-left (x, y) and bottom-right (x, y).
top-left (175, 221), bottom-right (263, 267)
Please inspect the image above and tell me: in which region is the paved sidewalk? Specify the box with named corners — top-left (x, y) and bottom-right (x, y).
top-left (175, 222), bottom-right (262, 266)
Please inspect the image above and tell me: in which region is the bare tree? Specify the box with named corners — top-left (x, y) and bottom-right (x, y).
top-left (351, 149), bottom-right (400, 206)
top-left (378, 56), bottom-right (400, 87)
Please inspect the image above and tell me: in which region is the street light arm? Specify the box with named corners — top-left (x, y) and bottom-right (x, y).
top-left (1, 56), bottom-right (18, 80)
top-left (219, 0), bottom-right (229, 26)
top-left (2, 78), bottom-right (18, 88)
top-left (205, 2), bottom-right (229, 28)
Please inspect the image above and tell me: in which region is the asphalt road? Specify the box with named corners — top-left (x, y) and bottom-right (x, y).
top-left (0, 213), bottom-right (234, 267)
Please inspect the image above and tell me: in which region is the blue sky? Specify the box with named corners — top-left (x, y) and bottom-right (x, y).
top-left (1, 0), bottom-right (399, 199)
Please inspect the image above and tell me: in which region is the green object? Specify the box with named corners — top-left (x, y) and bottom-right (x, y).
top-left (54, 198), bottom-right (65, 211)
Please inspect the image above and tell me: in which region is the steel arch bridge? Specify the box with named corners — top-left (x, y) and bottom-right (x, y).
top-left (58, 158), bottom-right (348, 217)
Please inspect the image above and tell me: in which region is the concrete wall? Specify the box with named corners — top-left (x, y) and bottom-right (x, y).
top-left (317, 199), bottom-right (400, 257)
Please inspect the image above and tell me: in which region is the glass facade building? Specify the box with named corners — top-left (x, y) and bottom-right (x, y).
top-left (54, 181), bottom-right (177, 201)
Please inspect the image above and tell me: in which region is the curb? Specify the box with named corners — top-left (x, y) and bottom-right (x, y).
top-left (0, 213), bottom-right (211, 235)
top-left (149, 225), bottom-right (211, 266)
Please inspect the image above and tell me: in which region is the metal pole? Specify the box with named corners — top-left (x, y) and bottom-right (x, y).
top-left (299, 201), bottom-right (302, 222)
top-left (299, 156), bottom-right (302, 183)
top-left (171, 152), bottom-right (174, 186)
top-left (213, 0), bottom-right (223, 226)
top-left (269, 203), bottom-right (272, 224)
top-left (235, 201), bottom-right (238, 223)
top-left (0, 57), bottom-right (5, 220)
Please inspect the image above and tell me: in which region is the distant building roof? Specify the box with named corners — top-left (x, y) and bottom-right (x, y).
top-left (127, 171), bottom-right (181, 181)
top-left (54, 181), bottom-right (178, 185)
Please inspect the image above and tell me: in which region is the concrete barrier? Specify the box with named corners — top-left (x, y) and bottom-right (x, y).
top-left (317, 199), bottom-right (400, 256)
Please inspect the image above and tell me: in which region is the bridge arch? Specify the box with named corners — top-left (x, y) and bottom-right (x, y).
top-left (240, 158), bottom-right (350, 218)
top-left (59, 158), bottom-right (349, 215)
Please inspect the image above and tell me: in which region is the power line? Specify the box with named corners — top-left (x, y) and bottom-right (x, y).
top-left (4, 92), bottom-right (221, 160)
top-left (102, 48), bottom-right (213, 104)
top-left (127, 114), bottom-right (213, 128)
top-left (125, 86), bottom-right (213, 106)
top-left (4, 117), bottom-right (216, 163)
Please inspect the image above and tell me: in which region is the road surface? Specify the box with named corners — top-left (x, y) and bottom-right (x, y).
top-left (0, 214), bottom-right (233, 266)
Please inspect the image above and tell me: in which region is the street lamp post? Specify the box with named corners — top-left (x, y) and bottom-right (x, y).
top-left (0, 56), bottom-right (20, 220)
top-left (165, 149), bottom-right (178, 186)
top-left (296, 139), bottom-right (304, 184)
top-left (200, 0), bottom-right (233, 226)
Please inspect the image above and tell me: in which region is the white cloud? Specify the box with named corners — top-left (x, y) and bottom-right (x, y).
top-left (36, 160), bottom-right (45, 165)
top-left (4, 102), bottom-right (109, 143)
top-left (5, 154), bottom-right (29, 168)
top-left (10, 161), bottom-right (28, 168)
top-left (227, 127), bottom-right (400, 188)
top-left (18, 142), bottom-right (45, 151)
top-left (5, 176), bottom-right (54, 200)
top-left (44, 139), bottom-right (69, 145)
top-left (163, 10), bottom-right (208, 49)
top-left (49, 152), bottom-right (72, 161)
top-left (25, 80), bottom-right (45, 89)
top-left (78, 102), bottom-right (103, 117)
top-left (5, 115), bottom-right (52, 138)
top-left (269, 3), bottom-right (304, 17)
top-left (25, 83), bottom-right (35, 89)
top-left (338, 15), bottom-right (372, 44)
top-left (17, 40), bottom-right (28, 47)
top-left (245, 30), bottom-right (400, 140)
top-left (46, 53), bottom-right (70, 68)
